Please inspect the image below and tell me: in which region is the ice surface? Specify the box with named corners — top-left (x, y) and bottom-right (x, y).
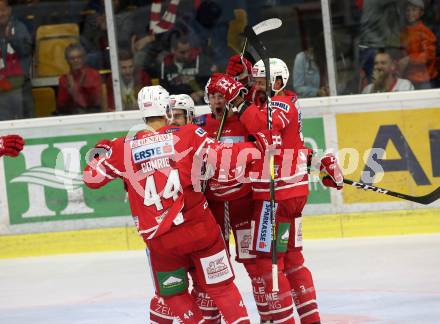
top-left (1, 234), bottom-right (439, 323)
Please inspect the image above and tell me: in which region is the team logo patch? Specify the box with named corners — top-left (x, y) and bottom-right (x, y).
top-left (291, 94), bottom-right (298, 103)
top-left (131, 134), bottom-right (175, 164)
top-left (271, 100), bottom-right (289, 113)
top-left (219, 136), bottom-right (245, 143)
top-left (193, 115), bottom-right (207, 126)
top-left (295, 217), bottom-right (303, 248)
top-left (156, 268), bottom-right (188, 296)
top-left (195, 127), bottom-right (207, 137)
top-left (165, 127), bottom-right (180, 134)
top-left (256, 201), bottom-right (278, 253)
top-left (276, 222), bottom-right (290, 252)
top-left (236, 229), bottom-right (256, 260)
top-left (200, 250), bottom-right (233, 284)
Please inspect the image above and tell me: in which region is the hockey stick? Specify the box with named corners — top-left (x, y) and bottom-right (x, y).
top-left (201, 19), bottom-right (282, 193)
top-left (244, 18), bottom-right (282, 292)
top-left (203, 19), bottom-right (283, 246)
top-left (214, 18), bottom-right (282, 145)
top-left (343, 179), bottom-right (440, 205)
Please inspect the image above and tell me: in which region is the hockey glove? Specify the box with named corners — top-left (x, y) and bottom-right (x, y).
top-left (226, 55), bottom-right (253, 85)
top-left (90, 139), bottom-right (112, 160)
top-left (207, 73), bottom-right (248, 109)
top-left (320, 154), bottom-right (343, 190)
top-left (0, 134), bottom-right (25, 157)
top-left (248, 130), bottom-right (282, 153)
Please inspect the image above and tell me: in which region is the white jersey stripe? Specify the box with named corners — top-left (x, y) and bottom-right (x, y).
top-left (279, 111), bottom-right (290, 126)
top-left (297, 299), bottom-right (317, 309)
top-left (299, 309), bottom-right (319, 319)
top-left (199, 306), bottom-right (219, 311)
top-left (252, 181), bottom-right (308, 192)
top-left (277, 114), bottom-right (286, 128)
top-left (103, 160), bottom-right (123, 176)
top-left (150, 310), bottom-right (175, 320)
top-left (96, 159), bottom-right (114, 180)
top-left (230, 316), bottom-right (251, 324)
top-left (249, 172), bottom-right (307, 183)
top-left (272, 313), bottom-right (295, 323)
top-left (203, 314), bottom-right (221, 320)
top-left (268, 305), bottom-right (294, 314)
top-left (212, 187), bottom-right (243, 197)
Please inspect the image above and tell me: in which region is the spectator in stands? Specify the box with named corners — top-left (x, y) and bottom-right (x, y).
top-left (358, 0), bottom-right (404, 83)
top-left (56, 43), bottom-right (102, 115)
top-left (131, 0), bottom-right (179, 76)
top-left (0, 0), bottom-right (32, 121)
top-left (399, 0), bottom-right (438, 89)
top-left (174, 0), bottom-right (236, 72)
top-left (159, 35), bottom-right (210, 104)
top-left (431, 1), bottom-right (440, 88)
top-left (362, 50), bottom-right (414, 93)
top-left (292, 32), bottom-right (329, 98)
top-left (106, 49), bottom-right (151, 111)
top-left (81, 0), bottom-right (133, 69)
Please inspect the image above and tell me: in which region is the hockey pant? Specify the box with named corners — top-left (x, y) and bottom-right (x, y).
top-left (145, 211), bottom-right (250, 324)
top-left (250, 197), bottom-right (321, 324)
top-left (209, 196), bottom-right (271, 321)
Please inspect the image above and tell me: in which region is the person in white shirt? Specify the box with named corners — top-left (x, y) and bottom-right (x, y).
top-left (362, 50), bottom-right (414, 93)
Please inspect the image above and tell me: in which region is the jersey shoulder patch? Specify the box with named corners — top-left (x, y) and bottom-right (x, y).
top-left (165, 127), bottom-right (180, 134)
top-left (193, 115), bottom-right (207, 127)
top-left (271, 100), bottom-right (290, 113)
top-left (195, 127), bottom-right (207, 137)
top-left (290, 94), bottom-right (298, 103)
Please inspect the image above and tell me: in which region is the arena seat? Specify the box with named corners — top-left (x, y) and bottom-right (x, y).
top-left (32, 87), bottom-right (56, 117)
top-left (34, 23), bottom-right (80, 77)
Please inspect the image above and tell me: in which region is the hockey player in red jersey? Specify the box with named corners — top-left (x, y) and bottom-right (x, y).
top-left (194, 83), bottom-right (274, 323)
top-left (0, 134), bottom-right (24, 157)
top-left (149, 93), bottom-right (228, 323)
top-left (148, 92), bottom-right (196, 323)
top-left (83, 85), bottom-right (255, 324)
top-left (208, 57), bottom-right (344, 324)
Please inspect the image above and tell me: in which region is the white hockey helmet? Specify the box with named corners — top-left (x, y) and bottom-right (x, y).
top-left (138, 85), bottom-right (172, 121)
top-left (170, 94), bottom-right (195, 123)
top-left (252, 58), bottom-right (289, 92)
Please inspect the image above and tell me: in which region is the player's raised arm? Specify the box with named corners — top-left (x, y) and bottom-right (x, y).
top-left (83, 139), bottom-right (123, 189)
top-left (207, 58), bottom-right (297, 135)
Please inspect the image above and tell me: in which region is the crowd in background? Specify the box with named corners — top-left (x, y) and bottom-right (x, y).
top-left (0, 0), bottom-right (439, 121)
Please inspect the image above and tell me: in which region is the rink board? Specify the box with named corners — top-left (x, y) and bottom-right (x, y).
top-left (0, 90), bottom-right (439, 257)
top-left (1, 208), bottom-right (439, 258)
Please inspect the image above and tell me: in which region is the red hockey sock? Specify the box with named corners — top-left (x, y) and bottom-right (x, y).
top-left (204, 281), bottom-right (250, 323)
top-left (244, 262), bottom-right (272, 322)
top-left (285, 253), bottom-right (320, 324)
top-left (162, 293), bottom-right (204, 323)
top-left (257, 257), bottom-right (295, 324)
top-left (150, 295), bottom-right (174, 323)
top-left (191, 284), bottom-right (221, 323)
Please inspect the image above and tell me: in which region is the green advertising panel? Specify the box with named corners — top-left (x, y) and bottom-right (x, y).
top-left (302, 117), bottom-right (331, 204)
top-left (4, 132), bottom-right (130, 224)
top-left (4, 118), bottom-right (329, 226)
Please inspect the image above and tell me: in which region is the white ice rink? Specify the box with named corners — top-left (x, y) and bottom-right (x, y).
top-left (1, 234), bottom-right (440, 324)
